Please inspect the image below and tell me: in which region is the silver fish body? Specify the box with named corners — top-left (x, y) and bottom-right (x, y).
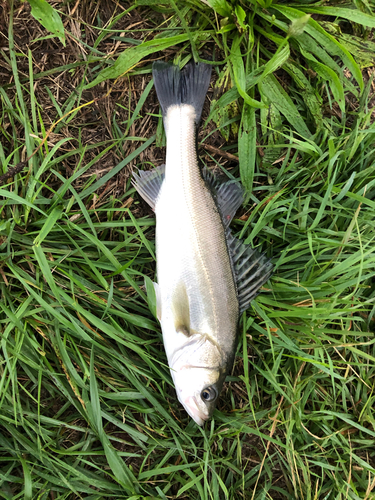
top-left (133, 62), bottom-right (272, 425)
top-left (156, 104), bottom-right (238, 424)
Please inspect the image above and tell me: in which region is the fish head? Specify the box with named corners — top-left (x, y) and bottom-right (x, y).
top-left (169, 333), bottom-right (227, 426)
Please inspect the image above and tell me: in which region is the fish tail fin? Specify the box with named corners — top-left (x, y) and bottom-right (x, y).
top-left (152, 61), bottom-right (212, 124)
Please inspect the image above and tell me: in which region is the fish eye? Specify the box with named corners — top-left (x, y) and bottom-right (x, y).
top-left (201, 386), bottom-right (217, 403)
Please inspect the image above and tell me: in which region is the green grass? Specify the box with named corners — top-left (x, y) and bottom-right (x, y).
top-left (1, 0), bottom-right (375, 498)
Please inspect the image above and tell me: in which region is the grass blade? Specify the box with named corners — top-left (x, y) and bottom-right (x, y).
top-left (238, 104), bottom-right (256, 194)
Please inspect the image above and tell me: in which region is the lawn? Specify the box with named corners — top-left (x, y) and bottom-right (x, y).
top-left (1, 0), bottom-right (375, 499)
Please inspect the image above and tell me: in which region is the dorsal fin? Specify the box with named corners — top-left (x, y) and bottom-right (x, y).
top-left (202, 168), bottom-right (244, 227)
top-left (226, 230), bottom-right (273, 314)
top-left (132, 164), bottom-right (165, 209)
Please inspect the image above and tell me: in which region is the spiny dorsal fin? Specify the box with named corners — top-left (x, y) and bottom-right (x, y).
top-left (171, 281), bottom-right (191, 336)
top-left (132, 164), bottom-right (165, 209)
top-left (217, 181), bottom-right (244, 227)
top-left (202, 168), bottom-right (244, 227)
top-left (226, 229), bottom-right (273, 314)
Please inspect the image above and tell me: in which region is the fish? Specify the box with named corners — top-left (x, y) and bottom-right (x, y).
top-left (132, 60), bottom-right (273, 426)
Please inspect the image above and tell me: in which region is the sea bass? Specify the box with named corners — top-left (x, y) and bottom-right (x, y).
top-left (133, 61), bottom-right (273, 425)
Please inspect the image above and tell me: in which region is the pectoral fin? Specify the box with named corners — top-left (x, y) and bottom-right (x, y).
top-left (153, 281), bottom-right (162, 321)
top-left (171, 281), bottom-right (191, 337)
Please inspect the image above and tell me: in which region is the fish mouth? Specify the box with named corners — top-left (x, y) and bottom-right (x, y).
top-left (181, 395), bottom-right (209, 426)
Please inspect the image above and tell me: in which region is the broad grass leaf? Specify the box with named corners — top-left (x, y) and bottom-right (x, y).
top-left (86, 33), bottom-right (209, 89)
top-left (202, 0), bottom-right (232, 17)
top-left (294, 31), bottom-right (358, 98)
top-left (209, 65), bottom-right (240, 140)
top-left (311, 61), bottom-right (345, 113)
top-left (284, 62), bottom-right (323, 129)
top-left (231, 35), bottom-right (267, 109)
top-left (338, 34), bottom-right (375, 69)
top-left (299, 6), bottom-right (375, 29)
top-left (331, 186), bottom-right (375, 212)
top-left (207, 67), bottom-right (264, 123)
top-left (28, 0), bottom-right (65, 46)
top-left (299, 47), bottom-right (345, 113)
top-left (238, 104), bottom-right (256, 193)
top-left (323, 411), bottom-right (375, 439)
top-left (259, 74), bottom-right (312, 138)
top-left (209, 42), bottom-right (289, 122)
top-left (259, 42), bottom-right (290, 84)
top-left (259, 91), bottom-right (282, 147)
top-left (234, 5), bottom-right (248, 31)
top-left (273, 5), bottom-right (363, 92)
